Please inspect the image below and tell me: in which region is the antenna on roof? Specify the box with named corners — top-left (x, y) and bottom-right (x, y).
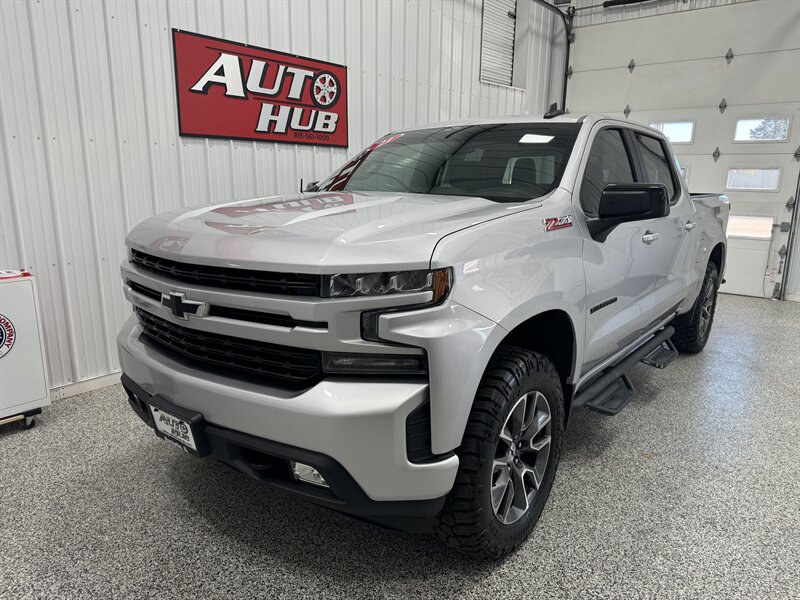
top-left (543, 102), bottom-right (567, 119)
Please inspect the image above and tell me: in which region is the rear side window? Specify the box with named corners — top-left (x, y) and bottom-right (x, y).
top-left (580, 129), bottom-right (635, 217)
top-left (632, 133), bottom-right (678, 202)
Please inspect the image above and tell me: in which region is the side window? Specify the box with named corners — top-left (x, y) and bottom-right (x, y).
top-left (632, 132), bottom-right (679, 203)
top-left (580, 129), bottom-right (635, 217)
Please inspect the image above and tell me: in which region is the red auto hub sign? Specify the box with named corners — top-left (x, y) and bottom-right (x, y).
top-left (172, 30), bottom-right (348, 147)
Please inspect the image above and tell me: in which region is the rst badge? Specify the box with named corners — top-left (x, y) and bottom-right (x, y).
top-left (173, 30), bottom-right (348, 147)
top-left (543, 215), bottom-right (573, 231)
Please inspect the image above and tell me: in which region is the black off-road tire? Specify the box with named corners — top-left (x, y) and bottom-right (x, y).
top-left (433, 346), bottom-right (564, 559)
top-left (672, 261), bottom-right (720, 354)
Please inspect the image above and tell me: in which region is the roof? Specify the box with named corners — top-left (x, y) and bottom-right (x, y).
top-left (395, 113), bottom-right (658, 137)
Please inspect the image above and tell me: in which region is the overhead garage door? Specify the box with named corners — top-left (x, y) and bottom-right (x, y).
top-left (568, 0), bottom-right (800, 299)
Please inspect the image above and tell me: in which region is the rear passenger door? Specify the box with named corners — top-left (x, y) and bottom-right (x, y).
top-left (578, 127), bottom-right (665, 374)
top-left (629, 130), bottom-right (700, 315)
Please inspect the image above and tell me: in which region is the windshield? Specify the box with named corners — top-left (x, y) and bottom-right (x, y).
top-left (313, 123), bottom-right (581, 202)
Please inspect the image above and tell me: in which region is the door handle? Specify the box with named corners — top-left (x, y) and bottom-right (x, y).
top-left (684, 221), bottom-right (697, 231)
top-left (641, 231), bottom-right (659, 244)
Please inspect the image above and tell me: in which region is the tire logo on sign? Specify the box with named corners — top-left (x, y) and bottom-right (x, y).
top-left (0, 314), bottom-right (16, 358)
top-left (312, 71), bottom-right (340, 108)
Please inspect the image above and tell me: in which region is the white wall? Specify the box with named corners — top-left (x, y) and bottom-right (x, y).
top-left (567, 0), bottom-right (800, 299)
top-left (571, 0), bottom-right (752, 27)
top-left (0, 0), bottom-right (561, 389)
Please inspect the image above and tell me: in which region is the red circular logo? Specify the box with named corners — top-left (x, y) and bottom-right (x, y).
top-left (0, 314), bottom-right (16, 358)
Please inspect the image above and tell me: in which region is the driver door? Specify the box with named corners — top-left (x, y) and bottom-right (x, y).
top-left (578, 127), bottom-right (665, 374)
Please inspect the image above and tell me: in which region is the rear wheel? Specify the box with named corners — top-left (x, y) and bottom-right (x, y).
top-left (434, 346), bottom-right (564, 559)
top-left (672, 261), bottom-right (719, 354)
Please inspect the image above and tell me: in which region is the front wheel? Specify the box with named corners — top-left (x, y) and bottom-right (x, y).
top-left (434, 346), bottom-right (564, 559)
top-left (672, 261), bottom-right (719, 354)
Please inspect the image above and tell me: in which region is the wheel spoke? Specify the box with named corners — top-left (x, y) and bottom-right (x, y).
top-left (515, 459), bottom-right (540, 491)
top-left (522, 392), bottom-right (551, 441)
top-left (510, 462), bottom-right (531, 516)
top-left (491, 465), bottom-right (511, 513)
top-left (508, 394), bottom-right (527, 439)
top-left (499, 426), bottom-right (514, 447)
top-left (529, 463), bottom-right (542, 490)
top-left (529, 435), bottom-right (551, 454)
top-left (499, 477), bottom-right (515, 522)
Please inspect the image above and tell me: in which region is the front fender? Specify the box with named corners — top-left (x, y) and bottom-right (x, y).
top-left (381, 301), bottom-right (508, 455)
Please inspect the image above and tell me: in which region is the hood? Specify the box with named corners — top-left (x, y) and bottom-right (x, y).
top-left (126, 191), bottom-right (540, 272)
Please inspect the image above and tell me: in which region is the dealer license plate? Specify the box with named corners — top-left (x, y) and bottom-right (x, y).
top-left (148, 404), bottom-right (198, 452)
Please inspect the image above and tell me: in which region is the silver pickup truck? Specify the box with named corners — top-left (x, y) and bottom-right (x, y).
top-left (118, 114), bottom-right (728, 558)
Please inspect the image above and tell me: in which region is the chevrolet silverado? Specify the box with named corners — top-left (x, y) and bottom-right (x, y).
top-left (118, 114), bottom-right (729, 558)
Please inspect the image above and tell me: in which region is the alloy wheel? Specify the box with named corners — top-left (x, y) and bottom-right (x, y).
top-left (491, 391), bottom-right (552, 525)
top-left (700, 282), bottom-right (715, 336)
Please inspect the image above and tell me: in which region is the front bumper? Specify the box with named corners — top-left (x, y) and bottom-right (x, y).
top-left (121, 375), bottom-right (445, 531)
top-left (117, 315), bottom-right (458, 506)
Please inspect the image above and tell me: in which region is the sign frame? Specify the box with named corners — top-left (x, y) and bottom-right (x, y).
top-left (172, 29), bottom-right (349, 148)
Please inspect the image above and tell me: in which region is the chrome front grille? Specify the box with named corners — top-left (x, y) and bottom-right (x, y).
top-left (126, 280), bottom-right (326, 330)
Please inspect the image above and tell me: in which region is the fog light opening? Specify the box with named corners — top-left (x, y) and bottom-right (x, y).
top-left (290, 461), bottom-right (329, 488)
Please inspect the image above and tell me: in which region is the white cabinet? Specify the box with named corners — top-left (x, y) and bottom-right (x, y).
top-left (0, 271), bottom-right (50, 426)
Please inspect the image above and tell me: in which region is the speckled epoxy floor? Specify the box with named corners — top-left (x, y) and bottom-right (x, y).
top-left (1, 294), bottom-right (799, 599)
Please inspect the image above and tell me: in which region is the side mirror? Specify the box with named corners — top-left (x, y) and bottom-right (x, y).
top-left (304, 180), bottom-right (320, 192)
top-left (588, 183), bottom-right (669, 240)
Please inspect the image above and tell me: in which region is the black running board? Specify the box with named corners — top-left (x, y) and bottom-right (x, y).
top-left (641, 338), bottom-right (678, 369)
top-left (573, 326), bottom-right (675, 414)
top-left (585, 374), bottom-right (635, 415)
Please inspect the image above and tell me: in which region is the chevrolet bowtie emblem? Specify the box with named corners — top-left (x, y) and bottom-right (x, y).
top-left (161, 291), bottom-right (208, 320)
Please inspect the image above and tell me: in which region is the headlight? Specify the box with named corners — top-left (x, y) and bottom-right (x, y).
top-left (323, 268), bottom-right (451, 302)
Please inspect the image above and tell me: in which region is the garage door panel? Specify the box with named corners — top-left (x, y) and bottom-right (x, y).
top-left (571, 0), bottom-right (799, 73)
top-left (625, 50), bottom-right (800, 110)
top-left (569, 69), bottom-right (633, 112)
top-left (573, 50), bottom-right (800, 115)
top-left (629, 104), bottom-right (800, 155)
top-left (677, 154), bottom-right (796, 215)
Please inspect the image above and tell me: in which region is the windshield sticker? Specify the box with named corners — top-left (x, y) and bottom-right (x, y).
top-left (369, 133), bottom-right (404, 151)
top-left (212, 194), bottom-right (354, 217)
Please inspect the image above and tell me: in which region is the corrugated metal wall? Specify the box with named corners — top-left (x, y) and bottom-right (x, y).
top-left (0, 0), bottom-right (560, 389)
top-left (571, 0), bottom-right (754, 27)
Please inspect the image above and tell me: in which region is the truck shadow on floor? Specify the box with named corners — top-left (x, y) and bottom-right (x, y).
top-left (163, 405), bottom-right (628, 587)
top-left (172, 452), bottom-right (501, 586)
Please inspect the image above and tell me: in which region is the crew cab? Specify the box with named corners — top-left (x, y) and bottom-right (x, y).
top-left (118, 114), bottom-right (728, 558)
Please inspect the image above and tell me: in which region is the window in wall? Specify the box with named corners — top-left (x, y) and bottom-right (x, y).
top-left (579, 129), bottom-right (635, 217)
top-left (726, 168), bottom-right (781, 191)
top-left (480, 0), bottom-right (517, 86)
top-left (632, 132), bottom-right (679, 202)
top-left (727, 215), bottom-right (774, 239)
top-left (734, 117), bottom-right (791, 142)
top-left (649, 121), bottom-right (695, 144)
